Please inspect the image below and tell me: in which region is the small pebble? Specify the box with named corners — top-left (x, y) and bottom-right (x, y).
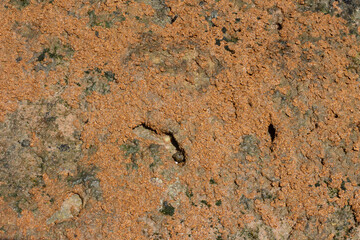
top-left (172, 151), bottom-right (185, 164)
top-left (21, 139), bottom-right (30, 147)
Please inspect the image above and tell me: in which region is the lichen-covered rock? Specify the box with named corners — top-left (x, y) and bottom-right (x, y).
top-left (46, 194), bottom-right (83, 225)
top-left (1, 0), bottom-right (360, 239)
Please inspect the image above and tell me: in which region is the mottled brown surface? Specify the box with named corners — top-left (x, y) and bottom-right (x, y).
top-left (1, 0), bottom-right (360, 239)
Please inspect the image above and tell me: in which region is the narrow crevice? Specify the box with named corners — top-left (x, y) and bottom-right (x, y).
top-left (134, 123), bottom-right (186, 165)
top-left (136, 123), bottom-right (157, 134)
top-left (164, 130), bottom-right (186, 165)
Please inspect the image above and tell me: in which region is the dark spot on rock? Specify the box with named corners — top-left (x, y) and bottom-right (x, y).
top-left (95, 30), bottom-right (99, 37)
top-left (261, 189), bottom-right (273, 200)
top-left (235, 18), bottom-right (240, 23)
top-left (43, 112), bottom-right (56, 123)
top-left (20, 139), bottom-right (30, 147)
top-left (215, 39), bottom-right (221, 46)
top-left (200, 200), bottom-right (211, 207)
top-left (58, 144), bottom-right (70, 152)
top-left (268, 123), bottom-right (276, 142)
top-left (186, 189), bottom-right (193, 199)
top-left (170, 15), bottom-right (178, 24)
top-left (16, 57), bottom-right (22, 62)
top-left (120, 139), bottom-right (140, 157)
top-left (276, 23), bottom-right (282, 30)
top-left (104, 71), bottom-right (115, 82)
top-left (215, 200), bottom-right (222, 206)
top-left (341, 180), bottom-right (346, 191)
top-left (224, 45), bottom-right (235, 54)
top-left (37, 48), bottom-right (49, 62)
top-left (221, 27), bottom-right (227, 33)
top-left (315, 182), bottom-right (320, 187)
top-left (160, 201), bottom-right (175, 216)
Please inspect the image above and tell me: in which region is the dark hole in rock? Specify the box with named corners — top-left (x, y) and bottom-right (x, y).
top-left (268, 124), bottom-right (276, 142)
top-left (215, 39), bottom-right (221, 46)
top-left (221, 27), bottom-right (227, 33)
top-left (171, 15), bottom-right (178, 24)
top-left (276, 23), bottom-right (282, 30)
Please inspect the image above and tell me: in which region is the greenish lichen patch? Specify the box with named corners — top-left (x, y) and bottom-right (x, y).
top-left (120, 140), bottom-right (140, 171)
top-left (235, 134), bottom-right (261, 162)
top-left (185, 188), bottom-right (193, 199)
top-left (328, 187), bottom-right (339, 198)
top-left (77, 68), bottom-right (116, 96)
top-left (88, 9), bottom-right (125, 28)
top-left (200, 200), bottom-right (211, 208)
top-left (33, 40), bottom-right (74, 72)
top-left (149, 144), bottom-right (162, 169)
top-left (0, 99), bottom-right (100, 214)
top-left (9, 0), bottom-right (30, 9)
top-left (66, 166), bottom-right (102, 201)
top-left (120, 139), bottom-right (140, 157)
top-left (135, 0), bottom-right (171, 27)
top-left (159, 201), bottom-right (175, 216)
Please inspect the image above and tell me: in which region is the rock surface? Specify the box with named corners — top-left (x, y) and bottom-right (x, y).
top-left (46, 194), bottom-right (83, 225)
top-left (1, 0), bottom-right (360, 239)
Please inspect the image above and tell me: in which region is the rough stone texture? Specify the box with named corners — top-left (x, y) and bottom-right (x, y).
top-left (46, 194), bottom-right (83, 225)
top-left (1, 0), bottom-right (360, 239)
